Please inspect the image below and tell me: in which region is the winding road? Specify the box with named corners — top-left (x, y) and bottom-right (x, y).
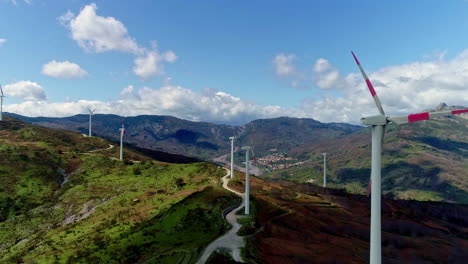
top-left (196, 169), bottom-right (246, 263)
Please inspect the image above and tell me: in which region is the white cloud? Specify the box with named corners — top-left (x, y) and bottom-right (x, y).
top-left (41, 60), bottom-right (88, 79)
top-left (273, 53), bottom-right (297, 77)
top-left (312, 58), bottom-right (345, 89)
top-left (4, 85), bottom-right (303, 125)
top-left (133, 49), bottom-right (177, 80)
top-left (3, 50), bottom-right (468, 125)
top-left (58, 10), bottom-right (74, 27)
top-left (303, 50), bottom-right (468, 123)
top-left (120, 85), bottom-right (134, 96)
top-left (3, 81), bottom-right (47, 101)
top-left (62, 3), bottom-right (142, 54)
top-left (59, 3), bottom-right (177, 80)
top-left (0, 38), bottom-right (6, 47)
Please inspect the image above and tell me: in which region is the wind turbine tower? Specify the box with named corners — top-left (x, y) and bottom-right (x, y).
top-left (352, 51), bottom-right (468, 264)
top-left (88, 108), bottom-right (96, 137)
top-left (229, 136), bottom-right (235, 178)
top-left (0, 85), bottom-right (4, 121)
top-left (119, 118), bottom-right (126, 161)
top-left (322, 153), bottom-right (327, 187)
top-left (242, 145), bottom-right (252, 215)
top-left (242, 131), bottom-right (257, 215)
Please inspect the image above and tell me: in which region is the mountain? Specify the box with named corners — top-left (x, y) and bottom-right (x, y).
top-left (263, 105), bottom-right (468, 204)
top-left (6, 113), bottom-right (361, 165)
top-left (1, 116), bottom-right (467, 263)
top-left (5, 103), bottom-right (467, 204)
top-left (0, 117), bottom-right (238, 263)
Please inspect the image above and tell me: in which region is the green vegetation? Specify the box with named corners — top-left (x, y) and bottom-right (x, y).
top-left (0, 118), bottom-right (239, 263)
top-left (262, 116), bottom-right (468, 204)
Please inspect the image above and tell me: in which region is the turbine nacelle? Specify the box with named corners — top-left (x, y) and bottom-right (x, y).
top-left (360, 115), bottom-right (388, 126)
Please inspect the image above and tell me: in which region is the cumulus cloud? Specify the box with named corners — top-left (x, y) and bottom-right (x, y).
top-left (4, 50), bottom-right (468, 125)
top-left (41, 60), bottom-right (88, 79)
top-left (3, 81), bottom-right (47, 101)
top-left (58, 10), bottom-right (74, 27)
top-left (0, 38), bottom-right (6, 47)
top-left (61, 3), bottom-right (142, 54)
top-left (133, 49), bottom-right (177, 80)
top-left (120, 85), bottom-right (134, 96)
top-left (312, 58), bottom-right (345, 89)
top-left (303, 51), bottom-right (468, 123)
top-left (273, 53), bottom-right (347, 89)
top-left (59, 3), bottom-right (176, 80)
top-left (273, 53), bottom-right (297, 77)
top-left (5, 85), bottom-right (304, 125)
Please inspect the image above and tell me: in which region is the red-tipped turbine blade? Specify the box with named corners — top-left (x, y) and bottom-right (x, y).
top-left (351, 51), bottom-right (385, 115)
top-left (387, 109), bottom-right (468, 125)
top-left (251, 148), bottom-right (257, 164)
top-left (366, 180), bottom-right (372, 197)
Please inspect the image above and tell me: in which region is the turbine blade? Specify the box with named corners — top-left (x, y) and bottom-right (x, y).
top-left (0, 85), bottom-right (3, 96)
top-left (387, 109), bottom-right (468, 124)
top-left (251, 148), bottom-right (257, 164)
top-left (351, 51), bottom-right (385, 115)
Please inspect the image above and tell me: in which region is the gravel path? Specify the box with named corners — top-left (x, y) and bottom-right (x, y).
top-left (196, 169), bottom-right (246, 263)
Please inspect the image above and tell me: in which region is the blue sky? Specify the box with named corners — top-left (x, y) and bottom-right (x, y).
top-left (1, 0), bottom-right (467, 124)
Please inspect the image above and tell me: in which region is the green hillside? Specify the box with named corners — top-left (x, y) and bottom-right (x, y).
top-left (0, 117), bottom-right (237, 263)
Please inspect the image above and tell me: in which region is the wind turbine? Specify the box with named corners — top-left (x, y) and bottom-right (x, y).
top-left (242, 130), bottom-right (257, 215)
top-left (351, 51), bottom-right (468, 264)
top-left (119, 118), bottom-right (126, 161)
top-left (87, 108), bottom-right (96, 137)
top-left (229, 136), bottom-right (235, 178)
top-left (322, 153), bottom-right (327, 187)
top-left (0, 85), bottom-right (5, 121)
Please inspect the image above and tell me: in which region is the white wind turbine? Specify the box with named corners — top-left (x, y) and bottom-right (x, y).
top-left (229, 136), bottom-right (235, 178)
top-left (87, 108), bottom-right (96, 137)
top-left (241, 130), bottom-right (257, 215)
top-left (119, 118), bottom-right (126, 161)
top-left (322, 152), bottom-right (327, 187)
top-left (0, 85), bottom-right (5, 121)
top-left (351, 51), bottom-right (468, 264)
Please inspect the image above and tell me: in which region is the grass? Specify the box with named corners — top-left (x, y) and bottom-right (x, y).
top-left (1, 156), bottom-right (234, 263)
top-left (1, 118), bottom-right (240, 263)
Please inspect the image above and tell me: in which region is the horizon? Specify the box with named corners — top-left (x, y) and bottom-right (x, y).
top-left (1, 1), bottom-right (468, 125)
top-left (5, 101), bottom-right (465, 126)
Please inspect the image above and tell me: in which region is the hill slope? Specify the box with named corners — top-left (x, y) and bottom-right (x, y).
top-left (263, 111), bottom-right (468, 203)
top-left (0, 117), bottom-right (237, 263)
top-left (231, 173), bottom-right (468, 263)
top-left (6, 113), bottom-right (360, 163)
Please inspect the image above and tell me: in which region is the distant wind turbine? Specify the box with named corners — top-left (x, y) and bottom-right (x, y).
top-left (0, 85), bottom-right (5, 121)
top-left (87, 108), bottom-right (96, 137)
top-left (241, 130), bottom-right (257, 215)
top-left (119, 118), bottom-right (126, 161)
top-left (351, 51), bottom-right (468, 264)
top-left (322, 153), bottom-right (327, 187)
top-left (229, 136), bottom-right (235, 178)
